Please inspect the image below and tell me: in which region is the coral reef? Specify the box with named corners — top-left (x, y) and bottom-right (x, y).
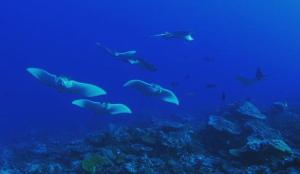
top-left (1, 101), bottom-right (300, 173)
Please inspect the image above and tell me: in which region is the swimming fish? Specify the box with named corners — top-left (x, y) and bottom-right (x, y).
top-left (152, 31), bottom-right (194, 42)
top-left (72, 99), bottom-right (132, 115)
top-left (26, 67), bottom-right (106, 97)
top-left (96, 43), bottom-right (157, 72)
top-left (255, 68), bottom-right (264, 81)
top-left (221, 92), bottom-right (226, 101)
top-left (206, 83), bottom-right (217, 89)
top-left (123, 79), bottom-right (179, 105)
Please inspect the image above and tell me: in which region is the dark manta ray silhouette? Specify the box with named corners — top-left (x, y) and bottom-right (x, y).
top-left (96, 43), bottom-right (157, 72)
top-left (236, 68), bottom-right (265, 86)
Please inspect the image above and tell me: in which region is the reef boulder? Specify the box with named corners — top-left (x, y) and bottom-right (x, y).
top-left (229, 120), bottom-right (293, 163)
top-left (236, 102), bottom-right (266, 120)
top-left (208, 115), bottom-right (242, 135)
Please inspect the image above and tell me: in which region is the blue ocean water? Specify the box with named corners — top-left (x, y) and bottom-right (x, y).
top-left (1, 0), bottom-right (300, 155)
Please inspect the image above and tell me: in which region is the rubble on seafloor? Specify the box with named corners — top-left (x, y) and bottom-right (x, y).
top-left (1, 101), bottom-right (300, 174)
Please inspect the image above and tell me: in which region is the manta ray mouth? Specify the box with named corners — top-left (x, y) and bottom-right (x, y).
top-left (150, 84), bottom-right (163, 93)
top-left (56, 77), bottom-right (73, 89)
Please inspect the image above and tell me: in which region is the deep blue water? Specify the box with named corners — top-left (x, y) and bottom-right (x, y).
top-left (1, 0), bottom-right (300, 144)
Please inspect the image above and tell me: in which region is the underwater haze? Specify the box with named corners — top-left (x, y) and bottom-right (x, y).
top-left (1, 0), bottom-right (300, 173)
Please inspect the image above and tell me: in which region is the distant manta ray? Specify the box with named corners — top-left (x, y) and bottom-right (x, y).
top-left (152, 31), bottom-right (194, 42)
top-left (236, 68), bottom-right (266, 86)
top-left (96, 43), bottom-right (157, 72)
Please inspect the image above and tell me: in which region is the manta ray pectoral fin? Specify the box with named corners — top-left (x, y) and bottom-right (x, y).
top-left (151, 33), bottom-right (164, 37)
top-left (160, 89), bottom-right (180, 105)
top-left (151, 32), bottom-right (171, 38)
top-left (73, 99), bottom-right (131, 116)
top-left (115, 51), bottom-right (137, 57)
top-left (107, 104), bottom-right (132, 115)
top-left (72, 99), bottom-right (89, 108)
top-left (124, 50), bottom-right (137, 56)
top-left (123, 79), bottom-right (149, 88)
top-left (123, 79), bottom-right (137, 87)
top-left (128, 59), bottom-right (140, 64)
top-left (96, 42), bottom-right (116, 57)
top-left (72, 99), bottom-right (107, 114)
top-left (69, 81), bottom-right (107, 97)
top-left (26, 67), bottom-right (57, 87)
top-left (123, 79), bottom-right (154, 95)
top-left (137, 58), bottom-right (157, 72)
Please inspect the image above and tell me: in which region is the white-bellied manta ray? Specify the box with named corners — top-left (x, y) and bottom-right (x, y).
top-left (123, 79), bottom-right (180, 105)
top-left (26, 67), bottom-right (106, 97)
top-left (72, 99), bottom-right (132, 115)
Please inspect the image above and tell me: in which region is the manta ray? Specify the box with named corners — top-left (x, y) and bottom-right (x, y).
top-left (96, 43), bottom-right (157, 72)
top-left (152, 31), bottom-right (194, 42)
top-left (123, 79), bottom-right (179, 105)
top-left (72, 99), bottom-right (132, 115)
top-left (27, 67), bottom-right (106, 97)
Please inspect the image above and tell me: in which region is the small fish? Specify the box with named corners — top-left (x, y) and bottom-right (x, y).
top-left (221, 92), bottom-right (226, 101)
top-left (255, 68), bottom-right (264, 81)
top-left (206, 83), bottom-right (217, 89)
top-left (152, 31), bottom-right (194, 42)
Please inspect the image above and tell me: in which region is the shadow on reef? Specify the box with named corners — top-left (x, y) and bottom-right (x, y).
top-left (1, 101), bottom-right (300, 174)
